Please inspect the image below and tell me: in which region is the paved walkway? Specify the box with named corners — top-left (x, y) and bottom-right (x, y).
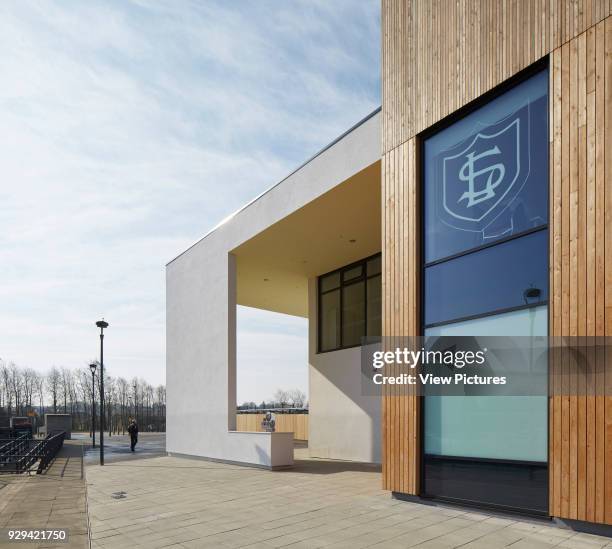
top-left (0, 441), bottom-right (89, 549)
top-left (78, 432), bottom-right (166, 464)
top-left (1, 439), bottom-right (610, 548)
top-left (85, 451), bottom-right (612, 549)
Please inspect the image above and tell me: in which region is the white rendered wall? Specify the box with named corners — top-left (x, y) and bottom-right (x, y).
top-left (307, 279), bottom-right (381, 463)
top-left (166, 112), bottom-right (380, 467)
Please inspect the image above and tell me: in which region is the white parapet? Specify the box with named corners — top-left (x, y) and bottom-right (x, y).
top-left (227, 431), bottom-right (294, 469)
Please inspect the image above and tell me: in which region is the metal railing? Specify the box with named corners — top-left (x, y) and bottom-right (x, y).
top-left (0, 434), bottom-right (37, 473)
top-left (0, 433), bottom-right (28, 452)
top-left (36, 431), bottom-right (66, 474)
top-left (0, 431), bottom-right (66, 474)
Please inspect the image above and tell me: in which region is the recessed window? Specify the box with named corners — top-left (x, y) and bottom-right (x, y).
top-left (318, 253), bottom-right (381, 352)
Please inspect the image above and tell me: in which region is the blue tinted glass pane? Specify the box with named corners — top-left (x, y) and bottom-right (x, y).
top-left (424, 70), bottom-right (548, 263)
top-left (425, 229), bottom-right (548, 326)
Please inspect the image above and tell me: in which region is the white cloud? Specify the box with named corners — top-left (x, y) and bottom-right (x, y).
top-left (0, 1), bottom-right (380, 393)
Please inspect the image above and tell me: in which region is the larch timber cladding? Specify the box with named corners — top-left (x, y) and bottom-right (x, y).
top-left (381, 0), bottom-right (612, 524)
top-left (549, 18), bottom-right (612, 524)
top-left (382, 0), bottom-right (612, 154)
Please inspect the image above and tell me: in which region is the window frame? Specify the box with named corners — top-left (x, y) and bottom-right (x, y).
top-left (317, 252), bottom-right (381, 353)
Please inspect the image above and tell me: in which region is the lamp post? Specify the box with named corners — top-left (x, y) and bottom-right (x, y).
top-left (89, 363), bottom-right (97, 448)
top-left (95, 319), bottom-right (109, 466)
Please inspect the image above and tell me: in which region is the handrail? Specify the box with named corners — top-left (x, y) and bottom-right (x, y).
top-left (0, 431), bottom-right (66, 474)
top-left (36, 431), bottom-right (66, 474)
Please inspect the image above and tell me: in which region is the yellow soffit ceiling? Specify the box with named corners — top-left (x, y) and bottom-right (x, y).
top-left (232, 161), bottom-right (381, 317)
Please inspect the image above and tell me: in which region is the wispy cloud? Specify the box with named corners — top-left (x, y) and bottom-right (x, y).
top-left (0, 1), bottom-right (380, 390)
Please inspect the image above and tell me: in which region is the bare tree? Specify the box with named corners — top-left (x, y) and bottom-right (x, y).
top-left (0, 360), bottom-right (11, 416)
top-left (155, 385), bottom-right (166, 431)
top-left (8, 363), bottom-right (23, 416)
top-left (34, 371), bottom-right (45, 417)
top-left (288, 389), bottom-right (306, 408)
top-left (59, 367), bottom-right (72, 413)
top-left (273, 389), bottom-right (290, 408)
top-left (104, 375), bottom-right (115, 436)
top-left (0, 360), bottom-right (166, 433)
top-left (47, 367), bottom-right (61, 413)
top-left (22, 368), bottom-right (37, 411)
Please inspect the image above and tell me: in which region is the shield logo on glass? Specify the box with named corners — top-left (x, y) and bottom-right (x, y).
top-left (438, 104), bottom-right (530, 238)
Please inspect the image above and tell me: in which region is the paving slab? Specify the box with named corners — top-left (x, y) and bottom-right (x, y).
top-left (84, 450), bottom-right (611, 549)
top-left (0, 441), bottom-right (88, 549)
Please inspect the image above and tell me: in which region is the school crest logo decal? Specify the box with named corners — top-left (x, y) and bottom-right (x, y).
top-left (438, 104), bottom-right (530, 233)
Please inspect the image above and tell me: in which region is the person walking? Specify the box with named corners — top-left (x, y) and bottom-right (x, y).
top-left (127, 417), bottom-right (138, 452)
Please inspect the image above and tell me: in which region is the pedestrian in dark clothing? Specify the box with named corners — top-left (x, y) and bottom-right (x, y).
top-left (127, 418), bottom-right (138, 452)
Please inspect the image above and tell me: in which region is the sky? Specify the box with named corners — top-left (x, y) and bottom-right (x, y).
top-left (0, 0), bottom-right (380, 403)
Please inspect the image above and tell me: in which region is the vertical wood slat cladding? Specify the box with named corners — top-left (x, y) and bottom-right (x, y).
top-left (382, 138), bottom-right (420, 495)
top-left (381, 1), bottom-right (612, 523)
top-left (382, 0), bottom-right (612, 154)
top-left (549, 17), bottom-right (612, 525)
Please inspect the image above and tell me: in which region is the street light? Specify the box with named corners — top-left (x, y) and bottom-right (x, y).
top-left (95, 319), bottom-right (109, 466)
top-left (89, 363), bottom-right (97, 448)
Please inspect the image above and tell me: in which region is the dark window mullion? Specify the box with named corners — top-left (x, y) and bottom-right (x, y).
top-left (318, 253), bottom-right (382, 352)
top-left (424, 225), bottom-right (548, 269)
top-left (320, 288), bottom-right (340, 296)
top-left (423, 301), bottom-right (549, 330)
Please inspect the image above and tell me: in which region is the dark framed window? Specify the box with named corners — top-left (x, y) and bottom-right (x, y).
top-left (421, 64), bottom-right (550, 515)
top-left (318, 253), bottom-right (381, 352)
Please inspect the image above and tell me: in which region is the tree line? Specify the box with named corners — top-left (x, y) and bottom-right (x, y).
top-left (0, 360), bottom-right (165, 434)
top-left (238, 388), bottom-right (307, 411)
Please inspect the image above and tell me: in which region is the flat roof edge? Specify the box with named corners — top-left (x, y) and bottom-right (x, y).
top-left (166, 106), bottom-right (381, 267)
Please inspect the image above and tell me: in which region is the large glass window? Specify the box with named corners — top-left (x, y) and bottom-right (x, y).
top-left (424, 69), bottom-right (548, 263)
top-left (318, 254), bottom-right (381, 352)
top-left (422, 67), bottom-right (549, 513)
